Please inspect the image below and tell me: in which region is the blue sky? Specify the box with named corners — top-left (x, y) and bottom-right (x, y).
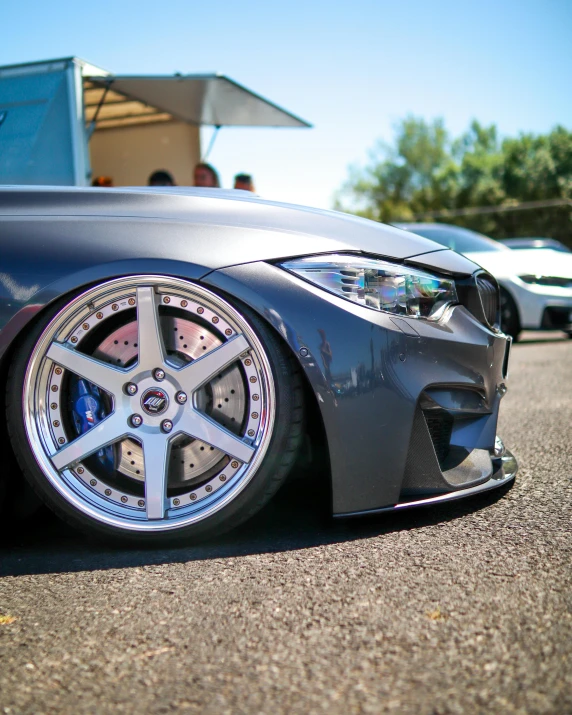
top-left (2, 0), bottom-right (571, 208)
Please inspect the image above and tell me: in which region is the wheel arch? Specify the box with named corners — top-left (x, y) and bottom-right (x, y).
top-left (201, 283), bottom-right (331, 498)
top-left (200, 273), bottom-right (332, 506)
top-left (0, 258), bottom-right (211, 367)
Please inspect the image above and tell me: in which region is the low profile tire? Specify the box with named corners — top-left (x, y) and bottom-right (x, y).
top-left (6, 276), bottom-right (304, 545)
top-left (500, 287), bottom-right (521, 341)
top-left (0, 473), bottom-right (6, 518)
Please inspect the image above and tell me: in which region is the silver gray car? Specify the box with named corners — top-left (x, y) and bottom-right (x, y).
top-left (0, 187), bottom-right (517, 544)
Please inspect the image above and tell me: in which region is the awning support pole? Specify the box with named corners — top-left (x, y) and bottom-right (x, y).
top-left (201, 124), bottom-right (222, 162)
top-left (86, 80), bottom-right (113, 140)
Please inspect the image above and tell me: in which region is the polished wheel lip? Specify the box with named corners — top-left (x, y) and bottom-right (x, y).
top-left (335, 442), bottom-right (517, 518)
top-left (23, 275), bottom-right (276, 532)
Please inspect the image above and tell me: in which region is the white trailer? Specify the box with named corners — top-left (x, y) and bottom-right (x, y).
top-left (0, 56), bottom-right (310, 187)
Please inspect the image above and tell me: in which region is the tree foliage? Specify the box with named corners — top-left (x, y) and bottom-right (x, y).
top-left (335, 118), bottom-right (572, 244)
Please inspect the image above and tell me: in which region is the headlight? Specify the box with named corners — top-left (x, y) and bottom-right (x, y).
top-left (520, 275), bottom-right (572, 288)
top-left (280, 254), bottom-right (458, 321)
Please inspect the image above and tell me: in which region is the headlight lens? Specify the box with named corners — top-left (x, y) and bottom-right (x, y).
top-left (280, 254), bottom-right (458, 321)
top-left (520, 274), bottom-right (572, 288)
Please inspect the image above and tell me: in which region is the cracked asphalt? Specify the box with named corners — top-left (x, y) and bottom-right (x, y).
top-left (0, 333), bottom-right (570, 714)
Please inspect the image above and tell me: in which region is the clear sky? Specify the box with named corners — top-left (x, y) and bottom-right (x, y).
top-left (2, 0), bottom-right (571, 208)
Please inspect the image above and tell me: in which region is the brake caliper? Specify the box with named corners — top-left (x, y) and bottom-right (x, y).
top-left (70, 378), bottom-right (115, 472)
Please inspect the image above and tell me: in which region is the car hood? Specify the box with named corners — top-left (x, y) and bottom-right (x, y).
top-left (465, 248), bottom-right (572, 280)
top-left (0, 186), bottom-right (479, 272)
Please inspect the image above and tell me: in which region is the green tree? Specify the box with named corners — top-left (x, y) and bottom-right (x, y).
top-left (335, 117), bottom-right (459, 223)
top-left (337, 119), bottom-right (572, 245)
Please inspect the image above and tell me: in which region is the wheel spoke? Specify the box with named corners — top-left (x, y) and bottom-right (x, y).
top-left (178, 411), bottom-right (255, 464)
top-left (136, 286), bottom-right (166, 370)
top-left (178, 334), bottom-right (249, 392)
top-left (141, 433), bottom-right (171, 520)
top-left (51, 412), bottom-right (125, 471)
top-left (47, 343), bottom-right (125, 395)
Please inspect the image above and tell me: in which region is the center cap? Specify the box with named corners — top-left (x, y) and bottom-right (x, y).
top-left (141, 387), bottom-right (169, 416)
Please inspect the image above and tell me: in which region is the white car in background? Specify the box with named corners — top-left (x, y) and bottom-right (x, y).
top-left (397, 223), bottom-right (572, 340)
top-left (500, 238), bottom-right (571, 253)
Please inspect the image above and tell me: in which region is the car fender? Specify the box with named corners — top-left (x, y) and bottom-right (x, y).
top-left (0, 257), bottom-right (208, 365)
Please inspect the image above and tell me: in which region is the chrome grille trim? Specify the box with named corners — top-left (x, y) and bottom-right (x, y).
top-left (476, 273), bottom-right (500, 328)
top-left (455, 271), bottom-right (500, 330)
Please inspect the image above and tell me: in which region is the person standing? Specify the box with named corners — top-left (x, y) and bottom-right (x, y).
top-left (193, 163), bottom-right (220, 188)
top-left (233, 173), bottom-right (255, 192)
top-left (148, 170), bottom-right (176, 186)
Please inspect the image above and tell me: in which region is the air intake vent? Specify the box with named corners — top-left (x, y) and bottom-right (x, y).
top-left (423, 410), bottom-right (454, 465)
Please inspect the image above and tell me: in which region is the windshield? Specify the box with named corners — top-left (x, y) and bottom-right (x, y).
top-left (501, 238), bottom-right (571, 252)
top-left (400, 224), bottom-right (506, 254)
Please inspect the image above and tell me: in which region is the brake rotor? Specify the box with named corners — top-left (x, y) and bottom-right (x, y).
top-left (92, 315), bottom-right (246, 486)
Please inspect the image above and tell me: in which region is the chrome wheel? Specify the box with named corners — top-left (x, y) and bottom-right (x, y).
top-left (21, 276), bottom-right (276, 532)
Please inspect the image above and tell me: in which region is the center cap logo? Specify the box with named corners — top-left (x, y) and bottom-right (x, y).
top-left (141, 388), bottom-right (169, 415)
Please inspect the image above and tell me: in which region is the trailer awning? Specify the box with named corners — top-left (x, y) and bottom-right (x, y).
top-left (84, 74), bottom-right (311, 131)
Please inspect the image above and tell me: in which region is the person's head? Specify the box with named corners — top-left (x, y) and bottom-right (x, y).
top-left (193, 163), bottom-right (220, 188)
top-left (92, 176), bottom-right (113, 187)
top-left (148, 170), bottom-right (175, 187)
top-left (234, 173), bottom-right (254, 192)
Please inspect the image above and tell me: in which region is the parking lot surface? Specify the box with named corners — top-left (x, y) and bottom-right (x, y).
top-left (0, 333), bottom-right (571, 714)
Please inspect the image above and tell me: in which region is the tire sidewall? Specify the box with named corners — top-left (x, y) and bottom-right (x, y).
top-left (500, 287), bottom-right (521, 341)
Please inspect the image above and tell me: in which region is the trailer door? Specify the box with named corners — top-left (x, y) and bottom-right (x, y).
top-left (0, 60), bottom-right (87, 185)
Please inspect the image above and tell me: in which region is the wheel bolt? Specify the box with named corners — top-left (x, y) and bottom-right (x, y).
top-left (161, 419), bottom-right (173, 433)
top-left (154, 368), bottom-right (165, 381)
top-left (130, 414), bottom-right (143, 428)
top-left (125, 382), bottom-right (138, 396)
top-left (176, 391), bottom-right (188, 404)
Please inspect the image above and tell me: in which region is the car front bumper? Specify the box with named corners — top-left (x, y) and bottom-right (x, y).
top-left (336, 439), bottom-right (517, 517)
top-left (205, 262), bottom-right (516, 516)
top-left (503, 279), bottom-right (572, 330)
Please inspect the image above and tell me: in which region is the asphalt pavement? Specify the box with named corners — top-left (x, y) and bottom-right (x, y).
top-left (0, 333), bottom-right (571, 714)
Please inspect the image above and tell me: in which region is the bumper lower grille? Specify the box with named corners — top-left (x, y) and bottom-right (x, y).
top-left (423, 410), bottom-right (454, 465)
top-left (541, 306), bottom-right (572, 330)
top-left (401, 402), bottom-right (493, 499)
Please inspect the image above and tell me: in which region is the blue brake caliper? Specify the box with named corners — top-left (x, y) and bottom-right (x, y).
top-left (70, 378), bottom-right (115, 472)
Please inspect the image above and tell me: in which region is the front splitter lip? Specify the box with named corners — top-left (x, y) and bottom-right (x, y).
top-left (335, 446), bottom-right (518, 518)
